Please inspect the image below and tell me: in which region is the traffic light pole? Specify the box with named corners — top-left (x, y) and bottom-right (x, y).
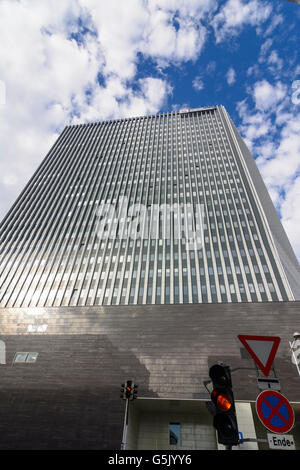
top-left (120, 380), bottom-right (138, 449)
top-left (121, 397), bottom-right (129, 450)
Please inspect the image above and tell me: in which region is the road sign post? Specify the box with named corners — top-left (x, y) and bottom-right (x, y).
top-left (257, 377), bottom-right (281, 391)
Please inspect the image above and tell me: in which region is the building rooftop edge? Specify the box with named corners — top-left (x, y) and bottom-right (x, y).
top-left (66, 105), bottom-right (220, 129)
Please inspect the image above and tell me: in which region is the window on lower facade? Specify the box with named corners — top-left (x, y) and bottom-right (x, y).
top-left (14, 352), bottom-right (39, 363)
top-left (169, 423), bottom-right (181, 446)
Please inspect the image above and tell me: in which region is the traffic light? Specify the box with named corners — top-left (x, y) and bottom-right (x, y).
top-left (133, 383), bottom-right (138, 400)
top-left (120, 380), bottom-right (138, 401)
top-left (125, 380), bottom-right (133, 399)
top-left (120, 383), bottom-right (126, 400)
top-left (209, 362), bottom-right (239, 447)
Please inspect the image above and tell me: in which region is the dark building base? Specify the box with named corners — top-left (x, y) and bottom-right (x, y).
top-left (0, 302), bottom-right (299, 449)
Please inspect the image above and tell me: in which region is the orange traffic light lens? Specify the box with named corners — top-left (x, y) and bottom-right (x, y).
top-left (217, 393), bottom-right (232, 412)
top-left (126, 386), bottom-right (131, 392)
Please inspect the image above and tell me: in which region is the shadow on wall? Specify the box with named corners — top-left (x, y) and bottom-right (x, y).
top-left (0, 334), bottom-right (157, 450)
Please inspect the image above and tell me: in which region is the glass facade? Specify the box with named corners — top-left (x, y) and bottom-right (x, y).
top-left (0, 106), bottom-right (295, 307)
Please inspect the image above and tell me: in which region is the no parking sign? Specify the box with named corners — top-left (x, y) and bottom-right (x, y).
top-left (256, 390), bottom-right (295, 434)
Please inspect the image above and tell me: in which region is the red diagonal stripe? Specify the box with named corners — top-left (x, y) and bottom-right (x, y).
top-left (262, 398), bottom-right (288, 425)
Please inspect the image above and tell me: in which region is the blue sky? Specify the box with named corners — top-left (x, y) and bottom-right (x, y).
top-left (0, 0), bottom-right (299, 259)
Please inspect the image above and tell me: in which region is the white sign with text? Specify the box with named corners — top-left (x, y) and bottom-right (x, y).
top-left (267, 433), bottom-right (295, 450)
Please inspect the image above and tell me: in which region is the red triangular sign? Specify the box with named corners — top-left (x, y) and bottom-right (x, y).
top-left (238, 335), bottom-right (281, 376)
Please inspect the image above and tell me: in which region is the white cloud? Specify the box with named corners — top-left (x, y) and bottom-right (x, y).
top-left (236, 99), bottom-right (272, 150)
top-left (263, 13), bottom-right (283, 36)
top-left (259, 38), bottom-right (273, 60)
top-left (267, 50), bottom-right (283, 72)
top-left (78, 0), bottom-right (147, 80)
top-left (0, 0), bottom-right (102, 218)
top-left (3, 0), bottom-right (217, 220)
top-left (237, 81), bottom-right (300, 260)
top-left (79, 0), bottom-right (215, 76)
top-left (192, 76), bottom-right (204, 91)
top-left (259, 41), bottom-right (284, 77)
top-left (226, 67), bottom-right (236, 85)
top-left (253, 80), bottom-right (286, 111)
top-left (206, 61), bottom-right (216, 74)
top-left (259, 112), bottom-right (300, 188)
top-left (148, 0), bottom-right (217, 18)
top-left (212, 0), bottom-right (272, 43)
top-left (139, 6), bottom-right (208, 64)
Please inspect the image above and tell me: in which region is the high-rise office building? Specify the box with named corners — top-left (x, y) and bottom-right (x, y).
top-left (0, 106), bottom-right (300, 450)
top-left (1, 105), bottom-right (299, 308)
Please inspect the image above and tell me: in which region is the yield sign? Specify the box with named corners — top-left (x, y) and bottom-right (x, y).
top-left (238, 335), bottom-right (281, 376)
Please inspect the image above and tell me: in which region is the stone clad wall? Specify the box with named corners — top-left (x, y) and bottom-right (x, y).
top-left (0, 301), bottom-right (299, 449)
